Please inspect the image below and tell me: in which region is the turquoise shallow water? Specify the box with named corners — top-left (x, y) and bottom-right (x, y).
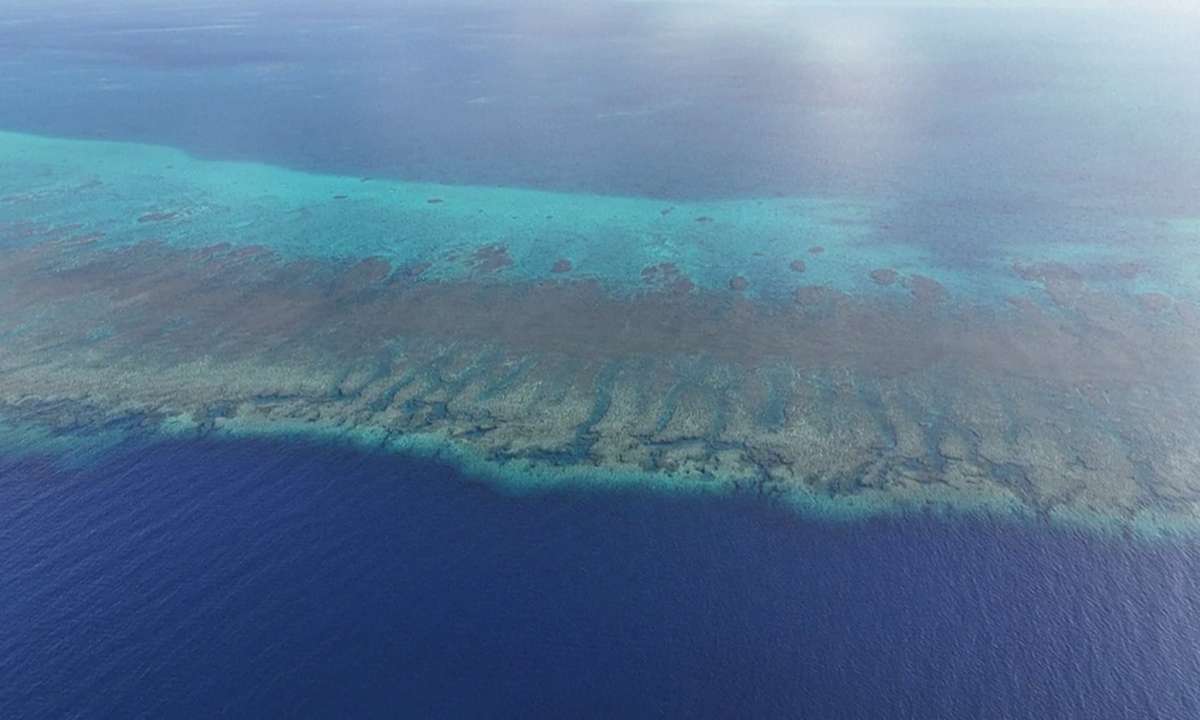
top-left (2, 130), bottom-right (1195, 306)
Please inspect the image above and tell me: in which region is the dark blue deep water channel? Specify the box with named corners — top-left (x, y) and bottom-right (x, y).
top-left (2, 438), bottom-right (1199, 719)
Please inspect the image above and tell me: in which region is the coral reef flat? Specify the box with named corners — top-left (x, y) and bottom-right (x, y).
top-left (3, 132), bottom-right (1200, 531)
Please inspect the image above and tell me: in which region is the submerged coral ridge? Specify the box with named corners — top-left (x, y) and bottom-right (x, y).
top-left (2, 227), bottom-right (1200, 530)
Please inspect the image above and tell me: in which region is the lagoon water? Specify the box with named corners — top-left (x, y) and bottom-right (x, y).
top-left (3, 2), bottom-right (1200, 717)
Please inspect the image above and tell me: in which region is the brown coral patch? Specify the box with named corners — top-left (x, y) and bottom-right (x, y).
top-left (127, 239), bottom-right (167, 256)
top-left (551, 259), bottom-right (573, 273)
top-left (333, 195), bottom-right (348, 200)
top-left (794, 285), bottom-right (839, 306)
top-left (695, 216), bottom-right (713, 223)
top-left (729, 276), bottom-right (749, 291)
top-left (1137, 292), bottom-right (1173, 313)
top-left (1115, 261), bottom-right (1144, 280)
top-left (789, 260), bottom-right (806, 273)
top-left (328, 257), bottom-right (392, 300)
top-left (1005, 296), bottom-right (1043, 317)
top-left (464, 244), bottom-right (513, 276)
top-left (137, 212), bottom-right (182, 223)
top-left (906, 274), bottom-right (949, 303)
top-left (869, 269), bottom-right (898, 286)
top-left (198, 242), bottom-right (233, 258)
top-left (670, 277), bottom-right (695, 295)
top-left (63, 231), bottom-right (105, 247)
top-left (427, 198), bottom-right (444, 204)
top-left (639, 262), bottom-right (693, 294)
top-left (808, 245), bottom-right (825, 254)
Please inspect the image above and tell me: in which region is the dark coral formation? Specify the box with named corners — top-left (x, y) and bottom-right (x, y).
top-left (789, 260), bottom-right (806, 273)
top-left (552, 259), bottom-right (573, 273)
top-left (333, 195), bottom-right (348, 200)
top-left (808, 245), bottom-right (825, 254)
top-left (640, 262), bottom-right (693, 294)
top-left (792, 285), bottom-right (851, 313)
top-left (906, 274), bottom-right (949, 303)
top-left (870, 269), bottom-right (898, 286)
top-left (1005, 295), bottom-right (1043, 317)
top-left (1115, 261), bottom-right (1144, 280)
top-left (695, 216), bottom-right (713, 223)
top-left (426, 198), bottom-right (444, 204)
top-left (729, 276), bottom-right (749, 291)
top-left (1137, 292), bottom-right (1173, 313)
top-left (5, 220), bottom-right (1200, 526)
top-left (464, 244), bottom-right (513, 275)
top-left (671, 277), bottom-right (695, 294)
top-left (328, 257), bottom-right (392, 300)
top-left (137, 212), bottom-right (182, 223)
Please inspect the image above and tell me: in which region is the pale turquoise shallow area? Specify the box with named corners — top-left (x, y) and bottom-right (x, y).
top-left (3, 131), bottom-right (1194, 305)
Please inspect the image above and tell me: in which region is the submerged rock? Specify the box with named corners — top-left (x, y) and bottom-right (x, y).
top-left (869, 269), bottom-right (898, 286)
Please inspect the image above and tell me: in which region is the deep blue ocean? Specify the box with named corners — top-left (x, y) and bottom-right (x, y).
top-left (3, 2), bottom-right (1200, 718)
top-left (3, 438), bottom-right (1200, 719)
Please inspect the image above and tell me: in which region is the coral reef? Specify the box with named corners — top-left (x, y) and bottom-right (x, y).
top-left (869, 269), bottom-right (898, 286)
top-left (640, 262), bottom-right (694, 294)
top-left (3, 221), bottom-right (1200, 529)
top-left (465, 244), bottom-right (513, 275)
top-left (906, 274), bottom-right (949, 303)
top-left (137, 212), bottom-right (182, 223)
